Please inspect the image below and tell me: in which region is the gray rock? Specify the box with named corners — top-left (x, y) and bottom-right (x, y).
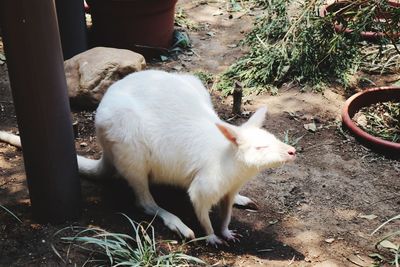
top-left (65, 47), bottom-right (146, 109)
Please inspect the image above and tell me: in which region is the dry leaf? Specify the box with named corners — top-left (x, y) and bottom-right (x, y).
top-left (325, 238), bottom-right (335, 243)
top-left (355, 114), bottom-right (368, 127)
top-left (304, 122), bottom-right (317, 132)
top-left (358, 214), bottom-right (378, 220)
top-left (379, 240), bottom-right (399, 250)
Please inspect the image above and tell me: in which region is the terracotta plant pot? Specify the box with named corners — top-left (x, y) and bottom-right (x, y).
top-left (342, 86), bottom-right (400, 157)
top-left (320, 1), bottom-right (400, 40)
top-left (389, 0), bottom-right (400, 7)
top-left (86, 0), bottom-right (178, 58)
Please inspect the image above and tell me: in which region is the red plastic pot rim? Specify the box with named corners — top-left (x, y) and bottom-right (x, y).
top-left (342, 86), bottom-right (400, 154)
top-left (388, 0), bottom-right (400, 7)
top-left (321, 0), bottom-right (400, 10)
top-left (86, 0), bottom-right (178, 14)
top-left (333, 23), bottom-right (400, 39)
top-left (319, 1), bottom-right (400, 40)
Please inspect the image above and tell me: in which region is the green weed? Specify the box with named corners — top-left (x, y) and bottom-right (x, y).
top-left (0, 204), bottom-right (22, 223)
top-left (370, 214), bottom-right (400, 266)
top-left (52, 214), bottom-right (205, 266)
top-left (175, 8), bottom-right (199, 31)
top-left (217, 0), bottom-right (400, 95)
top-left (194, 71), bottom-right (214, 86)
top-left (283, 130), bottom-right (305, 149)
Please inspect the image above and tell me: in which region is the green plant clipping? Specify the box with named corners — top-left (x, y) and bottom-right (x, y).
top-left (353, 101), bottom-right (400, 143)
top-left (217, 0), bottom-right (400, 95)
top-left (194, 70), bottom-right (214, 86)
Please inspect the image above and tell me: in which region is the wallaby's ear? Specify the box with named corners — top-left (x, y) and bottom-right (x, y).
top-left (216, 123), bottom-right (239, 145)
top-left (242, 107), bottom-right (267, 128)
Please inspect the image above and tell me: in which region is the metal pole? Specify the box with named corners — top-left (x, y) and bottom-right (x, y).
top-left (0, 0), bottom-right (81, 223)
top-left (55, 0), bottom-right (88, 59)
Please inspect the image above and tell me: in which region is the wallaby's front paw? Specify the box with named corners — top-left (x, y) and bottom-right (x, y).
top-left (206, 234), bottom-right (228, 247)
top-left (221, 229), bottom-right (242, 243)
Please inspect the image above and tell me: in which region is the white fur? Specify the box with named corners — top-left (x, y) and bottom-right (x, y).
top-left (0, 131), bottom-right (21, 147)
top-left (0, 70), bottom-right (296, 245)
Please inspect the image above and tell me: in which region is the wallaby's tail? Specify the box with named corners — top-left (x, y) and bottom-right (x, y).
top-left (77, 155), bottom-right (114, 179)
top-left (0, 130), bottom-right (21, 147)
top-left (0, 130), bottom-right (113, 179)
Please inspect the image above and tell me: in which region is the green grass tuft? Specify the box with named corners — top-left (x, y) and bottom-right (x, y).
top-left (0, 204), bottom-right (22, 223)
top-left (52, 214), bottom-right (206, 266)
top-left (370, 214), bottom-right (400, 266)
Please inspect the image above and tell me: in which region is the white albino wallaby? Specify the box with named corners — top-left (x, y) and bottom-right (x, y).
top-left (0, 70), bottom-right (296, 245)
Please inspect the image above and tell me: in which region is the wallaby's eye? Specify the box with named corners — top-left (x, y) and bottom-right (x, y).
top-left (255, 146), bottom-right (268, 150)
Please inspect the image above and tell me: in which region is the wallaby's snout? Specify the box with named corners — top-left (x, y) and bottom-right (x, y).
top-left (287, 146), bottom-right (296, 158)
top-left (282, 144), bottom-right (296, 162)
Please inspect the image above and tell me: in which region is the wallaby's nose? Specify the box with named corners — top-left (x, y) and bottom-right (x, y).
top-left (288, 147), bottom-right (296, 157)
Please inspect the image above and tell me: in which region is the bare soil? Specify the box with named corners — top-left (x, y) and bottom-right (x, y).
top-left (1, 1), bottom-right (399, 266)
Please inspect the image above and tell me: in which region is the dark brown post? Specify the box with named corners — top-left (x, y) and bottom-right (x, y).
top-left (232, 82), bottom-right (243, 115)
top-left (55, 0), bottom-right (88, 59)
top-left (0, 0), bottom-right (81, 222)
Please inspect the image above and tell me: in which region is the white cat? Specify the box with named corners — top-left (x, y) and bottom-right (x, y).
top-left (0, 70), bottom-right (296, 245)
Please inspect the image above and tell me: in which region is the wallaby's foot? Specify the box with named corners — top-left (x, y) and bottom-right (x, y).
top-left (206, 234), bottom-right (228, 247)
top-left (138, 195), bottom-right (195, 240)
top-left (234, 194), bottom-right (258, 210)
top-left (221, 229), bottom-right (242, 243)
top-left (165, 220), bottom-right (195, 240)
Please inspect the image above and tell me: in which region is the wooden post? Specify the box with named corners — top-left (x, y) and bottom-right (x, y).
top-left (232, 81), bottom-right (243, 115)
top-left (55, 0), bottom-right (88, 59)
top-left (0, 0), bottom-right (81, 223)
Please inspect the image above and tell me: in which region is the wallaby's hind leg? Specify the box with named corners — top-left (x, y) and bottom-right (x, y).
top-left (131, 177), bottom-right (195, 239)
top-left (234, 194), bottom-right (258, 210)
top-left (114, 160), bottom-right (195, 239)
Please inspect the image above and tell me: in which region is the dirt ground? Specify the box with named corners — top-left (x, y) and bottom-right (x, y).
top-left (1, 0), bottom-right (400, 266)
